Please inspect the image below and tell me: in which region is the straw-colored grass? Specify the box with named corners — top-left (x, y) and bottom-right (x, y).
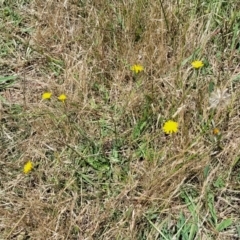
top-left (1, 0), bottom-right (239, 239)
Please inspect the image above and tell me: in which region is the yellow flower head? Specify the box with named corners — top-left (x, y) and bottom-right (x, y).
top-left (191, 60), bottom-right (204, 69)
top-left (163, 120), bottom-right (178, 134)
top-left (42, 92), bottom-right (52, 100)
top-left (130, 64), bottom-right (144, 74)
top-left (58, 94), bottom-right (67, 102)
top-left (213, 128), bottom-right (220, 135)
top-left (23, 161), bottom-right (33, 174)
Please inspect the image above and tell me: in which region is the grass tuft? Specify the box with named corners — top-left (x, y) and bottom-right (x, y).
top-left (0, 0), bottom-right (239, 239)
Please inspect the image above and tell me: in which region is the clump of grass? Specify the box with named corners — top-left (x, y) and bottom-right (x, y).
top-left (0, 0), bottom-right (239, 239)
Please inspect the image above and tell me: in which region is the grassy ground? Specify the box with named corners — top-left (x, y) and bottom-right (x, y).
top-left (0, 0), bottom-right (240, 239)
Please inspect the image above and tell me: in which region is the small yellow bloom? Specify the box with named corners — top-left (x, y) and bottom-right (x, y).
top-left (58, 94), bottom-right (67, 102)
top-left (23, 161), bottom-right (33, 174)
top-left (130, 64), bottom-right (144, 74)
top-left (213, 128), bottom-right (220, 135)
top-left (163, 120), bottom-right (178, 134)
top-left (191, 60), bottom-right (204, 69)
top-left (42, 92), bottom-right (52, 100)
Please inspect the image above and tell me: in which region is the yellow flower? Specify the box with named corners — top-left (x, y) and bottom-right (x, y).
top-left (130, 64), bottom-right (144, 74)
top-left (213, 128), bottom-right (220, 135)
top-left (23, 161), bottom-right (33, 174)
top-left (163, 120), bottom-right (178, 134)
top-left (42, 92), bottom-right (52, 100)
top-left (58, 94), bottom-right (67, 102)
top-left (191, 60), bottom-right (204, 69)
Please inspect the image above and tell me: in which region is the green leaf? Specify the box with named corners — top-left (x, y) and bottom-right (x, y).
top-left (216, 219), bottom-right (232, 232)
top-left (189, 223), bottom-right (198, 240)
top-left (208, 81), bottom-right (215, 93)
top-left (0, 75), bottom-right (17, 89)
top-left (0, 75), bottom-right (17, 83)
top-left (232, 74), bottom-right (240, 82)
top-left (0, 95), bottom-right (7, 103)
top-left (204, 165), bottom-right (210, 179)
top-left (86, 157), bottom-right (110, 172)
top-left (208, 193), bottom-right (217, 225)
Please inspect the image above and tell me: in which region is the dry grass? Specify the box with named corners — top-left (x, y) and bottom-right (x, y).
top-left (0, 0), bottom-right (240, 239)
